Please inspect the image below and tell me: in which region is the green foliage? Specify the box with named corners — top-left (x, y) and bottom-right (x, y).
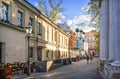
top-left (94, 31), bottom-right (100, 53)
top-left (39, 0), bottom-right (49, 16)
top-left (82, 39), bottom-right (85, 43)
top-left (79, 29), bottom-right (85, 34)
top-left (38, 0), bottom-right (65, 22)
top-left (86, 0), bottom-right (101, 53)
top-left (69, 31), bottom-right (76, 49)
top-left (75, 28), bottom-right (79, 33)
top-left (86, 0), bottom-right (100, 31)
top-left (86, 0), bottom-right (100, 21)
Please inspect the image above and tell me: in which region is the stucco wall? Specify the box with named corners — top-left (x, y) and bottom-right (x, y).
top-left (0, 24), bottom-right (26, 63)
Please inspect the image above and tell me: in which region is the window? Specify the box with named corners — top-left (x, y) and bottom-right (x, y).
top-left (49, 28), bottom-right (52, 42)
top-left (52, 29), bottom-right (53, 41)
top-left (51, 50), bottom-right (53, 59)
top-left (18, 11), bottom-right (23, 27)
top-left (58, 33), bottom-right (60, 43)
top-left (62, 35), bottom-right (63, 45)
top-left (55, 31), bottom-right (57, 42)
top-left (66, 38), bottom-right (68, 45)
top-left (29, 17), bottom-right (33, 27)
top-left (46, 50), bottom-right (49, 60)
top-left (29, 17), bottom-right (34, 32)
top-left (2, 3), bottom-right (8, 21)
top-left (38, 48), bottom-right (42, 61)
top-left (47, 26), bottom-right (49, 41)
top-left (30, 47), bottom-right (33, 58)
top-left (38, 23), bottom-right (42, 35)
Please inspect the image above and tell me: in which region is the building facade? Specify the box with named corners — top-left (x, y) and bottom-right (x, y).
top-left (40, 14), bottom-right (69, 61)
top-left (74, 29), bottom-right (88, 58)
top-left (84, 30), bottom-right (96, 53)
top-left (0, 0), bottom-right (69, 64)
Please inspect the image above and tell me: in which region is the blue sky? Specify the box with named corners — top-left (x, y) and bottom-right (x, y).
top-left (61, 0), bottom-right (90, 20)
top-left (27, 0), bottom-right (96, 32)
top-left (27, 0), bottom-right (90, 20)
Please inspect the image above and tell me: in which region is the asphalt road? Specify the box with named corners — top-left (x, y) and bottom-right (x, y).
top-left (14, 57), bottom-right (103, 79)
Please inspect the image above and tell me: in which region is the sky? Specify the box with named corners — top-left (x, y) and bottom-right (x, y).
top-left (27, 0), bottom-right (95, 32)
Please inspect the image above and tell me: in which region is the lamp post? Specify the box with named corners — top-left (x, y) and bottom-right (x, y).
top-left (25, 25), bottom-right (32, 75)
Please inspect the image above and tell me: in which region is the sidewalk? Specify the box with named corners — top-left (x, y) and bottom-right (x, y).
top-left (99, 71), bottom-right (106, 79)
top-left (13, 57), bottom-right (103, 79)
top-left (13, 69), bottom-right (55, 79)
top-left (13, 72), bottom-right (43, 79)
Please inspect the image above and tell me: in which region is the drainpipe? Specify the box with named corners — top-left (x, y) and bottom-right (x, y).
top-left (36, 13), bottom-right (41, 61)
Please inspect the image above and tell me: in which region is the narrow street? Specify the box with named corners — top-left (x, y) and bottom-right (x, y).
top-left (14, 57), bottom-right (103, 79)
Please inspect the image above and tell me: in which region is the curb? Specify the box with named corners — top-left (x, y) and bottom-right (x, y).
top-left (99, 71), bottom-right (106, 79)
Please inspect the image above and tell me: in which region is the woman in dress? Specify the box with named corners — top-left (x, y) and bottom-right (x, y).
top-left (90, 51), bottom-right (94, 64)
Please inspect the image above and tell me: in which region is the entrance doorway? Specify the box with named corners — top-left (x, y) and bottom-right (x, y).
top-left (0, 43), bottom-right (5, 63)
top-left (38, 47), bottom-right (42, 61)
top-left (0, 43), bottom-right (1, 63)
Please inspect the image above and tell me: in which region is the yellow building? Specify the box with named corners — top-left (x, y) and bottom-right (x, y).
top-left (40, 13), bottom-right (69, 61)
top-left (0, 0), bottom-right (69, 64)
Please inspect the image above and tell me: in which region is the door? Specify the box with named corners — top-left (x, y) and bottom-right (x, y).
top-left (0, 43), bottom-right (1, 63)
top-left (38, 47), bottom-right (42, 61)
top-left (0, 43), bottom-right (5, 63)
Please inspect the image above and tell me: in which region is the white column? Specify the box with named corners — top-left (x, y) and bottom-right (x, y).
top-left (0, 1), bottom-right (2, 20)
top-left (108, 0), bottom-right (115, 61)
top-left (111, 0), bottom-right (120, 67)
top-left (100, 0), bottom-right (109, 61)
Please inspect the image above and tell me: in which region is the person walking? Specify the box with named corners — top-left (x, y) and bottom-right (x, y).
top-left (86, 53), bottom-right (89, 64)
top-left (90, 51), bottom-right (94, 64)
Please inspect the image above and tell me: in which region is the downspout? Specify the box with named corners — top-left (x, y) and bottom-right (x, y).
top-left (36, 13), bottom-right (41, 61)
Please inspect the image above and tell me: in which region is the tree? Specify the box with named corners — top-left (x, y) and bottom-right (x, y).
top-left (94, 31), bottom-right (100, 53)
top-left (79, 29), bottom-right (85, 34)
top-left (38, 0), bottom-right (65, 22)
top-left (75, 28), bottom-right (79, 33)
top-left (69, 31), bottom-right (76, 49)
top-left (86, 0), bottom-right (101, 22)
top-left (85, 0), bottom-right (101, 31)
top-left (86, 0), bottom-right (101, 53)
top-left (57, 22), bottom-right (71, 31)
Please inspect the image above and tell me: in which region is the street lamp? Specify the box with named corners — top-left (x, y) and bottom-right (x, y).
top-left (25, 25), bottom-right (32, 75)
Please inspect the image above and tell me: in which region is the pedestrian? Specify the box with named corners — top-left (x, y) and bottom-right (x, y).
top-left (86, 53), bottom-right (89, 64)
top-left (90, 51), bottom-right (94, 64)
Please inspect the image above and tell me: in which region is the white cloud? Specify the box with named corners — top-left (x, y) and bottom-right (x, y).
top-left (81, 7), bottom-right (84, 10)
top-left (67, 13), bottom-right (96, 32)
top-left (81, 6), bottom-right (86, 11)
top-left (35, 2), bottom-right (39, 7)
top-left (85, 5), bottom-right (91, 12)
top-left (81, 27), bottom-right (96, 32)
top-left (55, 13), bottom-right (66, 24)
top-left (59, 13), bottom-right (66, 19)
top-left (55, 19), bottom-right (62, 24)
top-left (67, 20), bottom-right (73, 26)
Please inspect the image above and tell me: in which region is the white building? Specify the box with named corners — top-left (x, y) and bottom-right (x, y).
top-left (99, 0), bottom-right (120, 79)
top-left (74, 29), bottom-right (88, 57)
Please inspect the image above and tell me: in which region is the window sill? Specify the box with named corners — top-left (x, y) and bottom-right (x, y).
top-left (1, 19), bottom-right (9, 23)
top-left (18, 25), bottom-right (24, 29)
top-left (38, 34), bottom-right (42, 35)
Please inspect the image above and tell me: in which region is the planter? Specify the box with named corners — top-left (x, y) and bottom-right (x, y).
top-left (0, 67), bottom-right (12, 79)
top-left (72, 57), bottom-right (77, 62)
top-left (62, 59), bottom-right (69, 65)
top-left (36, 61), bottom-right (53, 72)
top-left (53, 59), bottom-right (62, 63)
